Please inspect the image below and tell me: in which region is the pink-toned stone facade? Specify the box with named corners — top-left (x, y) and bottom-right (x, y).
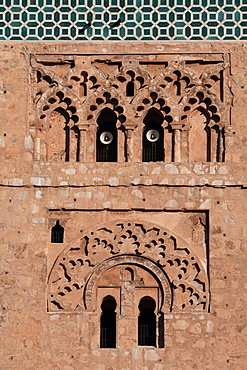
top-left (0, 42), bottom-right (246, 369)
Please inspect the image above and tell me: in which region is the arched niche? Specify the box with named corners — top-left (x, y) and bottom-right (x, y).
top-left (100, 295), bottom-right (117, 348)
top-left (138, 296), bottom-right (156, 347)
top-left (188, 107), bottom-right (224, 163)
top-left (47, 219), bottom-right (209, 313)
top-left (142, 108), bottom-right (164, 162)
top-left (36, 86), bottom-right (81, 163)
top-left (47, 108), bottom-right (70, 162)
top-left (122, 267), bottom-right (134, 281)
top-left (189, 108), bottom-right (211, 162)
top-left (47, 107), bottom-right (80, 163)
top-left (96, 108), bottom-right (118, 162)
top-left (83, 255), bottom-right (172, 313)
top-left (91, 259), bottom-right (166, 349)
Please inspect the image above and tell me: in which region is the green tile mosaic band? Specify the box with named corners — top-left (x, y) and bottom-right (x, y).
top-left (0, 0), bottom-right (246, 41)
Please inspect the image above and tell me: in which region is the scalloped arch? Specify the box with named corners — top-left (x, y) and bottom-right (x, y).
top-left (180, 86), bottom-right (225, 128)
top-left (83, 254), bottom-right (172, 312)
top-left (37, 85), bottom-right (83, 127)
top-left (81, 88), bottom-right (126, 126)
top-left (47, 219), bottom-right (209, 313)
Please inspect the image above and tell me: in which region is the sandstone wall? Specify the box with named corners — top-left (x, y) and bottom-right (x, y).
top-left (0, 42), bottom-right (246, 370)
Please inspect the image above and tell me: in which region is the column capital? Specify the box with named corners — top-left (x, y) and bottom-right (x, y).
top-left (170, 123), bottom-right (183, 130)
top-left (124, 124), bottom-right (137, 130)
top-left (77, 123), bottom-right (91, 131)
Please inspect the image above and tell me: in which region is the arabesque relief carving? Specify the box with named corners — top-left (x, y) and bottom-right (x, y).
top-left (31, 54), bottom-right (229, 163)
top-left (47, 219), bottom-right (209, 313)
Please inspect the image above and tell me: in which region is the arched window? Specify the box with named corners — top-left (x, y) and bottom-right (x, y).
top-left (96, 108), bottom-right (117, 162)
top-left (189, 108), bottom-right (211, 162)
top-left (138, 296), bottom-right (156, 347)
top-left (126, 81), bottom-right (134, 97)
top-left (51, 220), bottom-right (64, 243)
top-left (123, 267), bottom-right (134, 281)
top-left (142, 109), bottom-right (164, 162)
top-left (46, 94), bottom-right (80, 163)
top-left (47, 108), bottom-right (70, 162)
top-left (100, 296), bottom-right (117, 348)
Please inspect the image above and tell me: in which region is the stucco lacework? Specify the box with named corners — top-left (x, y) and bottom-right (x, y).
top-left (31, 53), bottom-right (229, 163)
top-left (47, 219), bottom-right (209, 313)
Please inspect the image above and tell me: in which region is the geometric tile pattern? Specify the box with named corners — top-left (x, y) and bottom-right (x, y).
top-left (0, 0), bottom-right (246, 41)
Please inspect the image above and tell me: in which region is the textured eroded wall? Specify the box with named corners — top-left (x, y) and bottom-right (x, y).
top-left (0, 42), bottom-right (247, 370)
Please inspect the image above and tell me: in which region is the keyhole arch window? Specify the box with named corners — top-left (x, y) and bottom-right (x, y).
top-left (100, 295), bottom-right (117, 348)
top-left (138, 296), bottom-right (156, 347)
top-left (142, 108), bottom-right (164, 162)
top-left (96, 108), bottom-right (118, 162)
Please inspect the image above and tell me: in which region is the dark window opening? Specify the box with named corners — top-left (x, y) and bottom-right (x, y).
top-left (71, 126), bottom-right (80, 162)
top-left (100, 296), bottom-right (117, 348)
top-left (64, 125), bottom-right (70, 162)
top-left (51, 220), bottom-right (64, 243)
top-left (138, 296), bottom-right (156, 347)
top-left (142, 109), bottom-right (164, 162)
top-left (158, 312), bottom-right (165, 348)
top-left (96, 108), bottom-right (117, 162)
top-left (79, 82), bottom-right (87, 97)
top-left (205, 124), bottom-right (211, 162)
top-left (126, 81), bottom-right (134, 96)
top-left (52, 107), bottom-right (70, 162)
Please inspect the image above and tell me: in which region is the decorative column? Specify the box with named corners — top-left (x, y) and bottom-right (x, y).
top-left (117, 123), bottom-right (126, 162)
top-left (34, 126), bottom-right (42, 161)
top-left (218, 126), bottom-right (225, 162)
top-left (170, 108), bottom-right (183, 162)
top-left (34, 137), bottom-right (41, 161)
top-left (78, 123), bottom-right (95, 162)
top-left (77, 124), bottom-right (88, 162)
top-left (171, 122), bottom-right (183, 162)
top-left (173, 129), bottom-right (181, 162)
top-left (223, 125), bottom-right (234, 162)
top-left (119, 281), bottom-right (137, 348)
top-left (126, 129), bottom-right (133, 162)
top-left (124, 122), bottom-right (137, 162)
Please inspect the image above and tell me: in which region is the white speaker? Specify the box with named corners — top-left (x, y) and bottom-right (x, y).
top-left (146, 129), bottom-right (159, 142)
top-left (100, 131), bottom-right (113, 145)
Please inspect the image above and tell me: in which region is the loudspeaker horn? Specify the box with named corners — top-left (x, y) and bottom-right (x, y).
top-left (100, 131), bottom-right (113, 145)
top-left (146, 129), bottom-right (159, 142)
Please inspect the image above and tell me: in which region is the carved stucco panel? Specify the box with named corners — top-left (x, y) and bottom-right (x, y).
top-left (47, 219), bottom-right (209, 313)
